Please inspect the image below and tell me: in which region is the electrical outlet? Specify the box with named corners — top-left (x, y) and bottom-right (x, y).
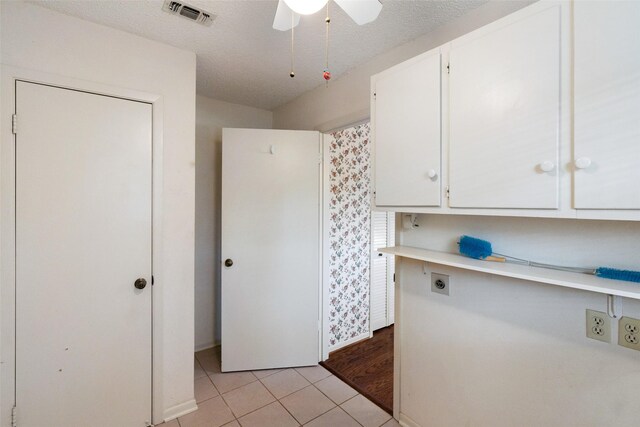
top-left (431, 273), bottom-right (449, 296)
top-left (586, 309), bottom-right (610, 343)
top-left (618, 316), bottom-right (640, 351)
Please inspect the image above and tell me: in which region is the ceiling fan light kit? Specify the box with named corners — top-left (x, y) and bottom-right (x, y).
top-left (283, 0), bottom-right (328, 16)
top-left (274, 0), bottom-right (382, 82)
top-left (273, 0), bottom-right (383, 31)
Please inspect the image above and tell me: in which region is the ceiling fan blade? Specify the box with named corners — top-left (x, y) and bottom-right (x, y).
top-left (273, 0), bottom-right (300, 31)
top-left (334, 0), bottom-right (382, 25)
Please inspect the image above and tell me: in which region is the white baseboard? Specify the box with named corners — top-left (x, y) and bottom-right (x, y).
top-left (399, 413), bottom-right (421, 427)
top-left (328, 332), bottom-right (370, 353)
top-left (162, 399), bottom-right (198, 422)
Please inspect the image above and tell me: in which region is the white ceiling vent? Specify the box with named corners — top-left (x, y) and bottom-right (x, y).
top-left (162, 1), bottom-right (215, 26)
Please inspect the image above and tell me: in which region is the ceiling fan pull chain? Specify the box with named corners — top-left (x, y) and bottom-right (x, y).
top-left (290, 11), bottom-right (296, 78)
top-left (324, 2), bottom-right (331, 84)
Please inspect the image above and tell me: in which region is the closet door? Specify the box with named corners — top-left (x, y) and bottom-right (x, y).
top-left (16, 81), bottom-right (152, 427)
top-left (449, 5), bottom-right (561, 209)
top-left (370, 211), bottom-right (395, 332)
top-left (373, 49), bottom-right (441, 207)
top-left (370, 211), bottom-right (389, 332)
top-left (574, 1), bottom-right (640, 209)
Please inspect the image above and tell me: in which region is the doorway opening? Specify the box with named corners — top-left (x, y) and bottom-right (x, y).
top-left (321, 122), bottom-right (395, 414)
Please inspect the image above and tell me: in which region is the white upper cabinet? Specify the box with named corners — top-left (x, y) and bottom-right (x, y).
top-left (373, 49), bottom-right (441, 207)
top-left (574, 1), bottom-right (640, 210)
top-left (448, 6), bottom-right (561, 209)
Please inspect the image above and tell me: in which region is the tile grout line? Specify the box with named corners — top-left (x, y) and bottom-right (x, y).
top-left (309, 375), bottom-right (355, 406)
top-left (190, 358), bottom-right (382, 427)
top-left (307, 381), bottom-right (365, 426)
top-left (218, 378), bottom-right (272, 421)
top-left (338, 395), bottom-right (367, 427)
top-left (256, 374), bottom-right (302, 425)
top-left (282, 384), bottom-right (336, 426)
top-left (258, 371), bottom-right (312, 400)
top-left (339, 394), bottom-right (392, 427)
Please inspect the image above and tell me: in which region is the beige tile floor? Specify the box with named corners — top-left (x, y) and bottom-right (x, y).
top-left (158, 346), bottom-right (400, 427)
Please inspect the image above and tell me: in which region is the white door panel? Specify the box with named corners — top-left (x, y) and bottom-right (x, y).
top-left (221, 129), bottom-right (320, 372)
top-left (449, 6), bottom-right (561, 209)
top-left (16, 82), bottom-right (152, 427)
top-left (574, 1), bottom-right (640, 209)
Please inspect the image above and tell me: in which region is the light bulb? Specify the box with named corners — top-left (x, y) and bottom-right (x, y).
top-left (283, 0), bottom-right (328, 15)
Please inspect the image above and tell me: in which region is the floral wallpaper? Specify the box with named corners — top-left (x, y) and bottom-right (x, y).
top-left (328, 122), bottom-right (371, 348)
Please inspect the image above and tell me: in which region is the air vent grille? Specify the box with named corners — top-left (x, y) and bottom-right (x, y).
top-left (162, 0), bottom-right (215, 26)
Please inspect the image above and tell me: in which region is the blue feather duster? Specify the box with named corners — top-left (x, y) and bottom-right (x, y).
top-left (458, 235), bottom-right (640, 284)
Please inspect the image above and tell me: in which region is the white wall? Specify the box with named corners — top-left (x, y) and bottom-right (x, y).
top-left (195, 95), bottom-right (272, 351)
top-left (397, 215), bottom-right (640, 426)
top-left (272, 0), bottom-right (534, 131)
top-left (1, 2), bottom-right (196, 423)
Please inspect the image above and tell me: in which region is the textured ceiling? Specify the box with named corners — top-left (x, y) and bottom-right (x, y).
top-left (30, 0), bottom-right (488, 110)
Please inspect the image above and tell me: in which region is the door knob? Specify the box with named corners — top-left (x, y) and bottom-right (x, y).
top-left (225, 259), bottom-right (234, 267)
top-left (134, 278), bottom-right (147, 290)
top-left (427, 169), bottom-right (438, 179)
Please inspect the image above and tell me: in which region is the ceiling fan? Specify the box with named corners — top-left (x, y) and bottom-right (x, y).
top-left (272, 0), bottom-right (383, 31)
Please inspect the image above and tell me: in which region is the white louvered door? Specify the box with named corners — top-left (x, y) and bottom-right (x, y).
top-left (370, 211), bottom-right (395, 332)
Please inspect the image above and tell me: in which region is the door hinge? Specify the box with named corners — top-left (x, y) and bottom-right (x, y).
top-left (393, 273), bottom-right (396, 283)
top-left (445, 186), bottom-right (450, 199)
top-left (12, 114), bottom-right (17, 135)
top-left (447, 63), bottom-right (450, 74)
top-left (151, 275), bottom-right (155, 285)
top-left (318, 154), bottom-right (322, 165)
top-left (373, 92), bottom-right (376, 100)
top-left (11, 405), bottom-right (17, 427)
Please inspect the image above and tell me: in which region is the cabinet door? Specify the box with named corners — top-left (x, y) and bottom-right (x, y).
top-left (574, 2), bottom-right (640, 209)
top-left (449, 6), bottom-right (561, 209)
top-left (374, 51), bottom-right (441, 207)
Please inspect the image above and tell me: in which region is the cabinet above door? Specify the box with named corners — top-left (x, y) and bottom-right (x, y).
top-left (573, 1), bottom-right (640, 210)
top-left (448, 5), bottom-right (562, 209)
top-left (372, 49), bottom-right (441, 207)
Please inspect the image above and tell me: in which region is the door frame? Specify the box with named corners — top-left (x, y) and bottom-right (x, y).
top-left (1, 66), bottom-right (165, 425)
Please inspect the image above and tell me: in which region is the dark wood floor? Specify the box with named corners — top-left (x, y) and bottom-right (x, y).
top-left (320, 325), bottom-right (394, 414)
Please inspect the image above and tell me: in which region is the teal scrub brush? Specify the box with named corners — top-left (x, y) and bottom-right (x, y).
top-left (458, 235), bottom-right (640, 283)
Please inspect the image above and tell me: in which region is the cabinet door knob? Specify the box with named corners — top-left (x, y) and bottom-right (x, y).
top-left (224, 259), bottom-right (233, 267)
top-left (539, 161), bottom-right (555, 172)
top-left (427, 169), bottom-right (438, 179)
top-left (575, 157), bottom-right (592, 170)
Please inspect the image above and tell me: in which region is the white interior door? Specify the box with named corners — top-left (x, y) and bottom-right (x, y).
top-left (15, 82), bottom-right (152, 426)
top-left (221, 128), bottom-right (320, 372)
